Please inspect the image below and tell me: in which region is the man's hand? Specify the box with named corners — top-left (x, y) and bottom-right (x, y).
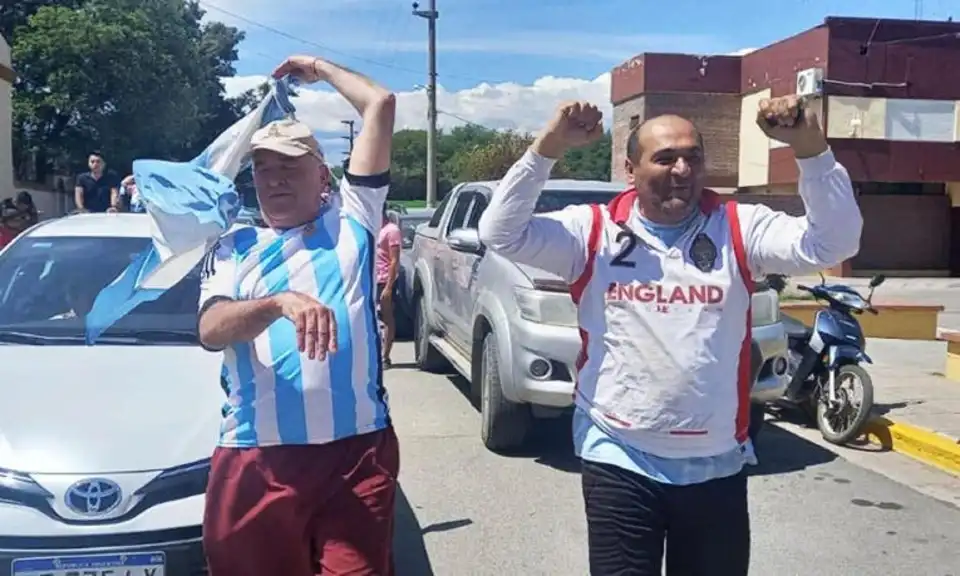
top-left (273, 291), bottom-right (338, 360)
top-left (532, 101), bottom-right (604, 159)
top-left (756, 95), bottom-right (828, 159)
top-left (379, 287), bottom-right (392, 308)
top-left (272, 55), bottom-right (327, 84)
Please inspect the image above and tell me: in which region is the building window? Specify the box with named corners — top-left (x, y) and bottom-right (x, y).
top-left (629, 115), bottom-right (640, 130)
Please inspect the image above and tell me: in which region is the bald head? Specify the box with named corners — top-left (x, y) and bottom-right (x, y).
top-left (622, 114), bottom-right (707, 225)
top-left (626, 115), bottom-right (703, 163)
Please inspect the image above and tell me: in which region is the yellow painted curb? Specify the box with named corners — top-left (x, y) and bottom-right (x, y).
top-left (782, 302), bottom-right (943, 341)
top-left (863, 416), bottom-right (960, 476)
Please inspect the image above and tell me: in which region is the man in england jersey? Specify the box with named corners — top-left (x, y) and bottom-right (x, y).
top-left (196, 55), bottom-right (398, 576)
top-left (478, 98), bottom-right (862, 575)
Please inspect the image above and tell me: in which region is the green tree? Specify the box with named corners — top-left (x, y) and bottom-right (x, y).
top-left (11, 0), bottom-right (248, 179)
top-left (1, 0), bottom-right (85, 40)
top-left (386, 123), bottom-right (612, 202)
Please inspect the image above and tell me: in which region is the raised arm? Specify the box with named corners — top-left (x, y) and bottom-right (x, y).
top-left (740, 96), bottom-right (862, 276)
top-left (273, 56), bottom-right (395, 232)
top-left (478, 102), bottom-right (603, 283)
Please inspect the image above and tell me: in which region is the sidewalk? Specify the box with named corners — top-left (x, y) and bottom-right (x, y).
top-left (861, 338), bottom-right (960, 476)
top-left (792, 276), bottom-right (960, 330)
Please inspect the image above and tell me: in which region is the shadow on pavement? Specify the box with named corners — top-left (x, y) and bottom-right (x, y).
top-left (749, 422), bottom-right (838, 476)
top-left (394, 485), bottom-right (435, 576)
top-left (445, 373), bottom-right (839, 477)
top-left (446, 373), bottom-right (582, 473)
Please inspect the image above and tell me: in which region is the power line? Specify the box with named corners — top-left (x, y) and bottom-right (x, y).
top-left (438, 110), bottom-right (489, 129)
top-left (198, 0), bottom-right (491, 84)
top-left (199, 1), bottom-right (425, 75)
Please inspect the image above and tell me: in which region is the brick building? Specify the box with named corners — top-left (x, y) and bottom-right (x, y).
top-left (610, 17), bottom-right (960, 277)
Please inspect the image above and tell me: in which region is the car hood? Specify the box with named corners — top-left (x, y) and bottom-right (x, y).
top-left (0, 346), bottom-right (224, 475)
top-left (514, 262), bottom-right (566, 284)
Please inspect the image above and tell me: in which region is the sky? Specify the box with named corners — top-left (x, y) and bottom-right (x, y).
top-left (200, 0), bottom-right (957, 158)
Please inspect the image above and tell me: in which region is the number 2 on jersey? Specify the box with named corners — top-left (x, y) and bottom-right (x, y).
top-left (610, 230), bottom-right (637, 268)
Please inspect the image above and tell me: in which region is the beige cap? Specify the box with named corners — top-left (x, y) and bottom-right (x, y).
top-left (250, 118), bottom-right (325, 159)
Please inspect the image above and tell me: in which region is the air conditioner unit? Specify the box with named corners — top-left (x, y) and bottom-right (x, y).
top-left (795, 68), bottom-right (824, 97)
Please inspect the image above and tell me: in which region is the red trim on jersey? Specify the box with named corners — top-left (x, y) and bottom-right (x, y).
top-left (608, 187), bottom-right (723, 225)
top-left (570, 204), bottom-right (603, 393)
top-left (725, 200), bottom-right (754, 444)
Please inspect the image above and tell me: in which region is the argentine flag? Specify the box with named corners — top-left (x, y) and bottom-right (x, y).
top-left (84, 77), bottom-right (299, 344)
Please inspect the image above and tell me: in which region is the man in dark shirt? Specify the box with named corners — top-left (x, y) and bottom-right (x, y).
top-left (74, 152), bottom-right (120, 213)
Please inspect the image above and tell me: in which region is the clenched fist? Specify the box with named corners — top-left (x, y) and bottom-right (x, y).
top-left (756, 95), bottom-right (828, 159)
top-left (533, 101), bottom-right (604, 159)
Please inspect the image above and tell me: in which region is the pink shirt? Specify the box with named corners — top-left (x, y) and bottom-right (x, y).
top-left (375, 222), bottom-right (401, 284)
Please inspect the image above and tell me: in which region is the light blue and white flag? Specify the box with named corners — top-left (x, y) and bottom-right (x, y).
top-left (84, 76), bottom-right (299, 344)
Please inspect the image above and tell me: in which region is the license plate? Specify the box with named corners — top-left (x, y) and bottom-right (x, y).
top-left (12, 552), bottom-right (165, 576)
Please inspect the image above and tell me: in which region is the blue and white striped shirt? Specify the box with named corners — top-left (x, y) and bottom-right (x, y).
top-left (198, 172), bottom-right (391, 447)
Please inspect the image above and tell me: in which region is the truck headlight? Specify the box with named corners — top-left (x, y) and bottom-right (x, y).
top-left (513, 287), bottom-right (578, 327)
top-left (751, 288), bottom-right (780, 326)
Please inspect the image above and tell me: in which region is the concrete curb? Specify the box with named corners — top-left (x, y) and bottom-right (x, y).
top-left (863, 416), bottom-right (960, 477)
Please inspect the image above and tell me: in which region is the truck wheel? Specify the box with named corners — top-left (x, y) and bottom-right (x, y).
top-left (413, 295), bottom-right (447, 373)
top-left (479, 330), bottom-right (531, 452)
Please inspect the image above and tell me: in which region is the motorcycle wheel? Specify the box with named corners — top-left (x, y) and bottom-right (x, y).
top-left (816, 364), bottom-right (874, 445)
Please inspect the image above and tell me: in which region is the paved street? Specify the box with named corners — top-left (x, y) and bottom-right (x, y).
top-left (385, 342), bottom-right (960, 576)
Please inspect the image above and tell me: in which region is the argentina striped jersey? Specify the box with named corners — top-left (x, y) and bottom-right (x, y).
top-left (198, 172), bottom-right (391, 447)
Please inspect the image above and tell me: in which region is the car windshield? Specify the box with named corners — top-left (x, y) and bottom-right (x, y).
top-left (0, 236), bottom-right (200, 346)
top-left (398, 216), bottom-right (431, 247)
top-left (534, 190), bottom-right (619, 213)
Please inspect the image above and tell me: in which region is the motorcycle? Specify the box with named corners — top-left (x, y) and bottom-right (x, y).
top-left (776, 274), bottom-right (884, 445)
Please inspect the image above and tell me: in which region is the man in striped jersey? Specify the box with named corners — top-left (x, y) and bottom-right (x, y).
top-left (196, 55), bottom-right (397, 576)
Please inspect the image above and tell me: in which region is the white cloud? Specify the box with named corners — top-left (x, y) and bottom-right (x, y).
top-left (726, 47), bottom-right (757, 56)
top-left (221, 73), bottom-right (613, 136)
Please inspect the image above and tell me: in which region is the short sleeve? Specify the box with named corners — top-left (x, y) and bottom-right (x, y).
top-left (198, 238), bottom-right (237, 314)
top-left (385, 224), bottom-right (401, 248)
top-left (339, 171), bottom-right (390, 232)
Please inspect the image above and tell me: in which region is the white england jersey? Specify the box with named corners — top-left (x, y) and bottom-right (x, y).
top-left (478, 149), bottom-right (861, 458)
top-left (198, 172), bottom-right (391, 448)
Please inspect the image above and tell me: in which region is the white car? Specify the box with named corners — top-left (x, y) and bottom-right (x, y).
top-left (0, 214), bottom-right (224, 575)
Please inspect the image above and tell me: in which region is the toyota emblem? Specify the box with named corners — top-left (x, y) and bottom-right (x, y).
top-left (64, 478), bottom-right (122, 516)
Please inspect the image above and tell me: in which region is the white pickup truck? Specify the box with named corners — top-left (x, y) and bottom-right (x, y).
top-left (409, 180), bottom-right (790, 452)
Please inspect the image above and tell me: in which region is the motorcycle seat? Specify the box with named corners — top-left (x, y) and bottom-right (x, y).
top-left (782, 315), bottom-right (812, 340)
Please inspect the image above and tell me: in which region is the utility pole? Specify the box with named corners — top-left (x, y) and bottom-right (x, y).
top-left (341, 119), bottom-right (355, 153)
top-left (413, 0), bottom-right (438, 207)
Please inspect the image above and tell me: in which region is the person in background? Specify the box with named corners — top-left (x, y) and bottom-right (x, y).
top-left (14, 191), bottom-right (39, 228)
top-left (0, 199), bottom-right (19, 249)
top-left (478, 97), bottom-right (862, 576)
top-left (196, 54), bottom-right (397, 576)
top-left (121, 174), bottom-right (147, 213)
top-left (376, 203), bottom-right (402, 368)
top-left (74, 152), bottom-right (121, 213)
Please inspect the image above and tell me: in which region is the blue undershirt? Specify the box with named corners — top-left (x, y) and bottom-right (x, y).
top-left (573, 207), bottom-right (756, 485)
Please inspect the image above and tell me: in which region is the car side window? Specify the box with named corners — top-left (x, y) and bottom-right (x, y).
top-left (465, 193), bottom-right (488, 230)
top-left (427, 193), bottom-right (451, 227)
top-left (445, 191), bottom-right (476, 235)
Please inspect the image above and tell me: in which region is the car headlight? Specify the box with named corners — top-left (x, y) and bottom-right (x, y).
top-left (514, 287), bottom-right (578, 327)
top-left (751, 288), bottom-right (780, 327)
top-left (0, 467), bottom-right (53, 507)
top-left (135, 458), bottom-right (210, 500)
